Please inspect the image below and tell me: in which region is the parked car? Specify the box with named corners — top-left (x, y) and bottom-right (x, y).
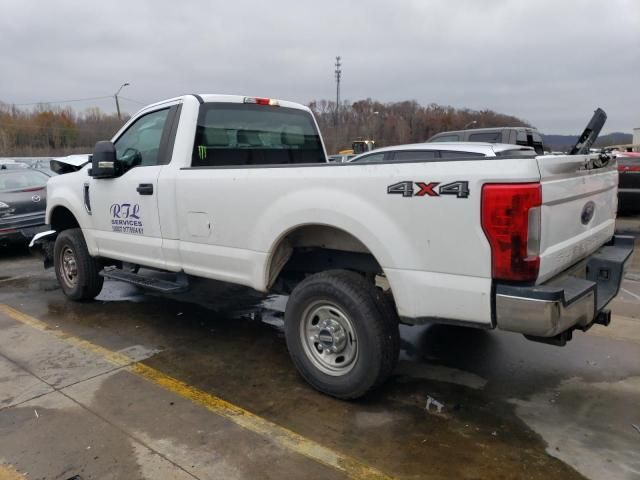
top-left (427, 127), bottom-right (545, 154)
top-left (617, 152), bottom-right (640, 214)
top-left (327, 154), bottom-right (356, 163)
top-left (349, 142), bottom-right (535, 162)
top-left (0, 169), bottom-right (50, 246)
top-left (0, 159), bottom-right (30, 170)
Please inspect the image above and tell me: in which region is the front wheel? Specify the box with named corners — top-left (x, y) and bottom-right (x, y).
top-left (284, 270), bottom-right (400, 399)
top-left (54, 228), bottom-right (104, 301)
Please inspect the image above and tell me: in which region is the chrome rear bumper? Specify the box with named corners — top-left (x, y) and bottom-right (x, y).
top-left (495, 235), bottom-right (634, 342)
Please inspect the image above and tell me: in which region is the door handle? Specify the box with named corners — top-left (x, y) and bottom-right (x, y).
top-left (136, 183), bottom-right (154, 195)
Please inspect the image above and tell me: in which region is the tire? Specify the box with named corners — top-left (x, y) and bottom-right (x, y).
top-left (284, 270), bottom-right (400, 399)
top-left (373, 287), bottom-right (402, 384)
top-left (54, 228), bottom-right (104, 301)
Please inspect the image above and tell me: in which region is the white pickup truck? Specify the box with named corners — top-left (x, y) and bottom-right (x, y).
top-left (33, 94), bottom-right (634, 398)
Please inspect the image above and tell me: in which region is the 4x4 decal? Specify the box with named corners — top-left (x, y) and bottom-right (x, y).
top-left (387, 181), bottom-right (470, 198)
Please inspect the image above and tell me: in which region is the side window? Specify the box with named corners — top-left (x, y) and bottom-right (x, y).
top-left (468, 132), bottom-right (502, 143)
top-left (114, 109), bottom-right (170, 168)
top-left (352, 153), bottom-right (385, 163)
top-left (430, 134), bottom-right (460, 142)
top-left (439, 150), bottom-right (484, 159)
top-left (393, 151), bottom-right (438, 162)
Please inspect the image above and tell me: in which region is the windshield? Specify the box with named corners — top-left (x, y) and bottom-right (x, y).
top-left (0, 170), bottom-right (49, 193)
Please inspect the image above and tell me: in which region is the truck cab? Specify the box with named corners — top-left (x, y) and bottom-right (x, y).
top-left (428, 126), bottom-right (545, 154)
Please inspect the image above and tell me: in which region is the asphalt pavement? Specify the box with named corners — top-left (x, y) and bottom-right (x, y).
top-left (0, 215), bottom-right (639, 480)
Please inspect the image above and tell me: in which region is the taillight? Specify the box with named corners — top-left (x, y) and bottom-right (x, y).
top-left (481, 183), bottom-right (541, 282)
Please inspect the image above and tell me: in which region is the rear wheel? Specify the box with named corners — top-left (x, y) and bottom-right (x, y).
top-left (284, 270), bottom-right (400, 399)
top-left (54, 228), bottom-right (104, 301)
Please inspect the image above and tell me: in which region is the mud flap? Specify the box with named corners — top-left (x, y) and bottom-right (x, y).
top-left (29, 230), bottom-right (57, 269)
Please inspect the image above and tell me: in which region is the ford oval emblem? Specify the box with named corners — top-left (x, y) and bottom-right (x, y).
top-left (31, 194), bottom-right (41, 202)
top-left (581, 201), bottom-right (595, 225)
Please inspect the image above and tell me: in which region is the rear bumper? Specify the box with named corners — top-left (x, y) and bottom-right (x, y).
top-left (495, 235), bottom-right (634, 340)
top-left (618, 189), bottom-right (639, 211)
top-left (0, 213), bottom-right (47, 244)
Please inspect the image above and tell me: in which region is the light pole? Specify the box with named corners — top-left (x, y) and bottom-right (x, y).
top-left (463, 120), bottom-right (477, 130)
top-left (369, 111), bottom-right (379, 138)
top-left (334, 56), bottom-right (341, 126)
top-left (114, 82), bottom-right (130, 120)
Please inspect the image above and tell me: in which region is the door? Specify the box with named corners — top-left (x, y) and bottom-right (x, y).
top-left (88, 107), bottom-right (173, 268)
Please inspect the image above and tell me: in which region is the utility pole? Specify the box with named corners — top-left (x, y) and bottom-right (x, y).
top-left (114, 82), bottom-right (130, 120)
top-left (334, 56), bottom-right (341, 126)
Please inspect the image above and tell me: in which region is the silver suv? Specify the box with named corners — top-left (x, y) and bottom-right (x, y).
top-left (427, 127), bottom-right (545, 154)
top-left (349, 142), bottom-right (535, 163)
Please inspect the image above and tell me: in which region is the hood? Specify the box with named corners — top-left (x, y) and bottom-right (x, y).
top-left (50, 154), bottom-right (90, 174)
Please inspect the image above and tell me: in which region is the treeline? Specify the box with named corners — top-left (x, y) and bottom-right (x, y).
top-left (0, 102), bottom-right (128, 156)
top-left (310, 98), bottom-right (529, 153)
top-left (1, 98), bottom-right (530, 156)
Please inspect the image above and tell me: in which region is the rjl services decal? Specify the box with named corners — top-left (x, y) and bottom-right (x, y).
top-left (110, 203), bottom-right (144, 234)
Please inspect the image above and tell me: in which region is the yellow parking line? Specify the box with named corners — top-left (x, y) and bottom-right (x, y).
top-left (0, 304), bottom-right (393, 480)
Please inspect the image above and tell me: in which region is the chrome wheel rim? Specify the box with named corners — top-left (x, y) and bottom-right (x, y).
top-left (60, 246), bottom-right (78, 288)
top-left (299, 301), bottom-right (358, 376)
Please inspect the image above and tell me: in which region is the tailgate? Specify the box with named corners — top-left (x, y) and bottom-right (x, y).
top-left (536, 154), bottom-right (618, 283)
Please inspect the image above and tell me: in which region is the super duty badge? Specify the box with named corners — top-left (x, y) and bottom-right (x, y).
top-left (387, 181), bottom-right (469, 198)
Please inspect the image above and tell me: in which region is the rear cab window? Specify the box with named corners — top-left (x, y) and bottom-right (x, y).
top-left (192, 103), bottom-right (325, 167)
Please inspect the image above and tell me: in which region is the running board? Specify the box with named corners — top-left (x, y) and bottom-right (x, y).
top-left (100, 268), bottom-right (190, 293)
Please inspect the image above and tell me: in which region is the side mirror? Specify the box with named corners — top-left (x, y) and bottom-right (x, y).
top-left (89, 141), bottom-right (118, 178)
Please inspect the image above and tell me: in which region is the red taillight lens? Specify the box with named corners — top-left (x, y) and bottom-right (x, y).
top-left (481, 183), bottom-right (541, 282)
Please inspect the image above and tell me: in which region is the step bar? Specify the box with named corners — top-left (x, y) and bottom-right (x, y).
top-left (100, 268), bottom-right (190, 293)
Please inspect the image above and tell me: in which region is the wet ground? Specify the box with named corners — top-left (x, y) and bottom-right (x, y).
top-left (1, 215), bottom-right (639, 480)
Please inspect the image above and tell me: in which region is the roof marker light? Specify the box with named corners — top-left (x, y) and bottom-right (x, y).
top-left (243, 97), bottom-right (279, 106)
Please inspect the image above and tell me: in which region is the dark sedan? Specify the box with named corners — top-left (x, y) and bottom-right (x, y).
top-left (617, 153), bottom-right (640, 215)
top-left (0, 169), bottom-right (50, 246)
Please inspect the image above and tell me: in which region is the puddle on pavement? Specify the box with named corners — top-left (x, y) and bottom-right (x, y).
top-left (512, 376), bottom-right (640, 480)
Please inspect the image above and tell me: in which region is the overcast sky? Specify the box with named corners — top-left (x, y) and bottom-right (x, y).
top-left (1, 0), bottom-right (638, 134)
